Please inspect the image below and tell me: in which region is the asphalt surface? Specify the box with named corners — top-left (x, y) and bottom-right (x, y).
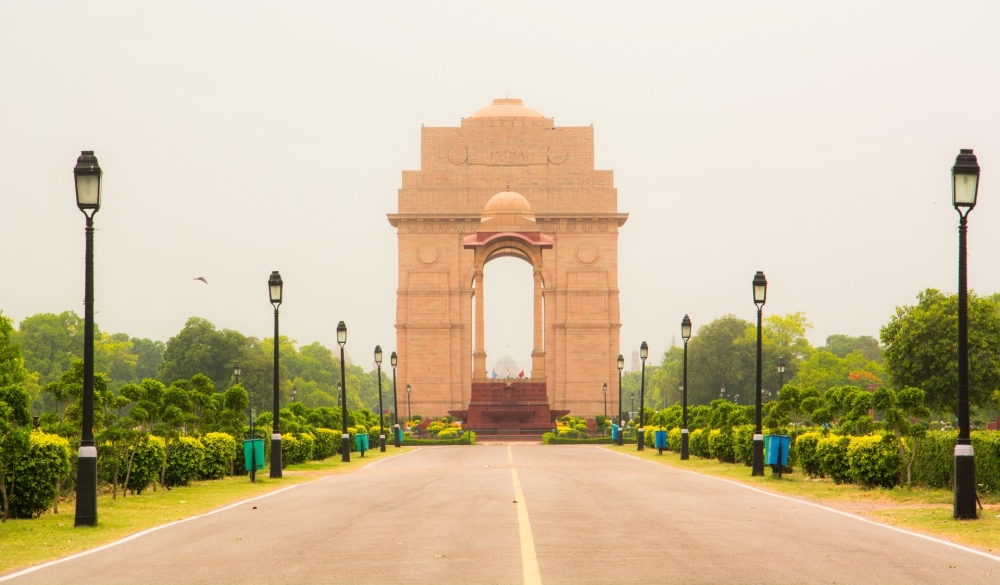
top-left (4, 444), bottom-right (999, 584)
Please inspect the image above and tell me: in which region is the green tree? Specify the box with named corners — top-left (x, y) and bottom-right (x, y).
top-left (16, 312), bottom-right (84, 385)
top-left (686, 315), bottom-right (755, 405)
top-left (881, 289), bottom-right (1000, 414)
top-left (873, 386), bottom-right (930, 487)
top-left (0, 313), bottom-right (29, 388)
top-left (0, 384), bottom-right (31, 522)
top-left (820, 334), bottom-right (883, 363)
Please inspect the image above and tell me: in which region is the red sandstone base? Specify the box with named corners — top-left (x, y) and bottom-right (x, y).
top-left (449, 379), bottom-right (569, 437)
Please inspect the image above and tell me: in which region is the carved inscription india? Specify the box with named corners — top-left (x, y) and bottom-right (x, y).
top-left (467, 146), bottom-right (547, 166)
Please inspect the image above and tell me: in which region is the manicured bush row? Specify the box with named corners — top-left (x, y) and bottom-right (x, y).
top-left (5, 431), bottom-right (71, 519)
top-left (402, 432), bottom-right (476, 446)
top-left (542, 433), bottom-right (615, 445)
top-left (165, 436), bottom-right (205, 487)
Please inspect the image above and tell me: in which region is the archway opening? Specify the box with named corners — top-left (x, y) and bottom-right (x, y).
top-left (481, 255), bottom-right (534, 378)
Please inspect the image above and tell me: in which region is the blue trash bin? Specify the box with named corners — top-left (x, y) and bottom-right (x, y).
top-left (611, 425), bottom-right (619, 441)
top-left (764, 434), bottom-right (790, 467)
top-left (654, 429), bottom-right (668, 450)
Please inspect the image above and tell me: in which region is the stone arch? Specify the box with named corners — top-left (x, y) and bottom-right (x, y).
top-left (388, 98), bottom-right (627, 424)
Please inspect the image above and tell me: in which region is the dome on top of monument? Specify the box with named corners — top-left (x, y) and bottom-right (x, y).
top-left (479, 189), bottom-right (538, 232)
top-left (470, 98), bottom-right (544, 119)
top-left (484, 189), bottom-right (532, 214)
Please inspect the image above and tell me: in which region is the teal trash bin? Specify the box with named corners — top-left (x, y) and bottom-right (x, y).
top-left (764, 434), bottom-right (790, 467)
top-left (611, 425), bottom-right (619, 441)
top-left (654, 429), bottom-right (668, 451)
top-left (396, 427), bottom-right (404, 444)
top-left (242, 439), bottom-right (265, 471)
top-left (355, 433), bottom-right (369, 452)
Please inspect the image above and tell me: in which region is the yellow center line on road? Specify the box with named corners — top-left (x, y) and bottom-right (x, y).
top-left (508, 445), bottom-right (542, 585)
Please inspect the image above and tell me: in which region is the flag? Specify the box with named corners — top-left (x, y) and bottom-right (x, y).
top-left (518, 369), bottom-right (524, 379)
top-left (491, 369), bottom-right (498, 379)
top-left (505, 368), bottom-right (511, 379)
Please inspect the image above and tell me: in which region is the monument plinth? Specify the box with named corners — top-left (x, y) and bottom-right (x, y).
top-left (449, 378), bottom-right (569, 437)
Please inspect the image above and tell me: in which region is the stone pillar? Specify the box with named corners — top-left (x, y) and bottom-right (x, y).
top-left (531, 268), bottom-right (546, 379)
top-left (473, 269), bottom-right (486, 378)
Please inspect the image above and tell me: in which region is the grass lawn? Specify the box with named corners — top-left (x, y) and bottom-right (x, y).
top-left (0, 447), bottom-right (411, 575)
top-left (604, 444), bottom-right (1000, 553)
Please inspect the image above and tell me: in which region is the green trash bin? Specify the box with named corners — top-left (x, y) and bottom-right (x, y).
top-left (355, 433), bottom-right (369, 452)
top-left (242, 439), bottom-right (265, 472)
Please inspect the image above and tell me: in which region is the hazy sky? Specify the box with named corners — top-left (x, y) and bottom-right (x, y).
top-left (3, 1), bottom-right (998, 376)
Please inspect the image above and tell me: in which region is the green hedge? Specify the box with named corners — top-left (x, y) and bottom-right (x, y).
top-left (403, 432), bottom-right (476, 446)
top-left (6, 431), bottom-right (71, 519)
top-left (709, 428), bottom-right (735, 463)
top-left (848, 434), bottom-right (901, 489)
top-left (125, 434), bottom-right (165, 494)
top-left (200, 432), bottom-right (237, 480)
top-left (542, 433), bottom-right (615, 445)
top-left (795, 432), bottom-right (824, 478)
top-left (817, 435), bottom-right (851, 484)
top-left (282, 433), bottom-right (312, 466)
top-left (312, 428), bottom-right (338, 460)
top-left (733, 424), bottom-right (754, 465)
top-left (689, 428), bottom-right (710, 458)
top-left (165, 436), bottom-right (205, 487)
top-left (911, 430), bottom-right (1000, 493)
top-left (668, 428), bottom-right (682, 451)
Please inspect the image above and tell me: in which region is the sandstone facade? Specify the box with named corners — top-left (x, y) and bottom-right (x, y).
top-left (387, 99), bottom-right (627, 418)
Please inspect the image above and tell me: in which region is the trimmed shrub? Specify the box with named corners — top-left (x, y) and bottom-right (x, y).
top-left (795, 432), bottom-right (824, 478)
top-left (817, 435), bottom-right (851, 484)
top-left (848, 434), bottom-right (902, 489)
top-left (689, 428), bottom-right (710, 458)
top-left (911, 431), bottom-right (955, 489)
top-left (125, 434), bottom-right (165, 494)
top-left (559, 429), bottom-right (580, 439)
top-left (437, 429), bottom-right (458, 440)
top-left (668, 428), bottom-right (682, 452)
top-left (542, 433), bottom-right (616, 445)
top-left (283, 433), bottom-right (314, 465)
top-left (403, 432), bottom-right (475, 446)
top-left (972, 431), bottom-right (1000, 493)
top-left (6, 431), bottom-right (71, 519)
top-left (200, 432), bottom-right (237, 480)
top-left (733, 424), bottom-right (754, 465)
top-left (709, 428), bottom-right (736, 463)
top-left (165, 436), bottom-right (205, 487)
top-left (313, 428), bottom-right (338, 460)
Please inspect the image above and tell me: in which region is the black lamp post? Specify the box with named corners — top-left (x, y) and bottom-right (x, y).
top-left (617, 354), bottom-right (624, 446)
top-left (777, 357), bottom-right (785, 393)
top-left (268, 271), bottom-right (283, 479)
top-left (752, 271), bottom-right (767, 476)
top-left (630, 392), bottom-right (635, 422)
top-left (406, 384), bottom-right (412, 426)
top-left (375, 345), bottom-right (386, 452)
top-left (952, 148), bottom-right (981, 520)
top-left (391, 351), bottom-right (400, 447)
top-left (234, 364), bottom-right (255, 482)
top-left (337, 321), bottom-right (350, 463)
top-left (73, 150), bottom-right (101, 527)
top-left (681, 314), bottom-right (692, 460)
top-left (602, 382), bottom-right (608, 423)
top-left (637, 342), bottom-right (648, 451)
top-left (291, 386), bottom-right (297, 403)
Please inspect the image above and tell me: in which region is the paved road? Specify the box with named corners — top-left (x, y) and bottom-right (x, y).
top-left (4, 444), bottom-right (999, 584)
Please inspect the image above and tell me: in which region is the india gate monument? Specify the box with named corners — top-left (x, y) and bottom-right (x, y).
top-left (388, 98), bottom-right (627, 435)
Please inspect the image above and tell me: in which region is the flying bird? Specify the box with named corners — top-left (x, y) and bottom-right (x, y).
top-left (193, 277), bottom-right (208, 284)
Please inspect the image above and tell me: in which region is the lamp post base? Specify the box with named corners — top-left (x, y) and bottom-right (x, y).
top-left (270, 434), bottom-right (282, 478)
top-left (752, 435), bottom-right (765, 476)
top-left (74, 447), bottom-right (98, 527)
top-left (954, 446), bottom-right (978, 519)
top-left (380, 434), bottom-right (386, 452)
top-left (680, 428), bottom-right (689, 460)
top-left (637, 428), bottom-right (644, 451)
top-left (341, 434), bottom-right (351, 463)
